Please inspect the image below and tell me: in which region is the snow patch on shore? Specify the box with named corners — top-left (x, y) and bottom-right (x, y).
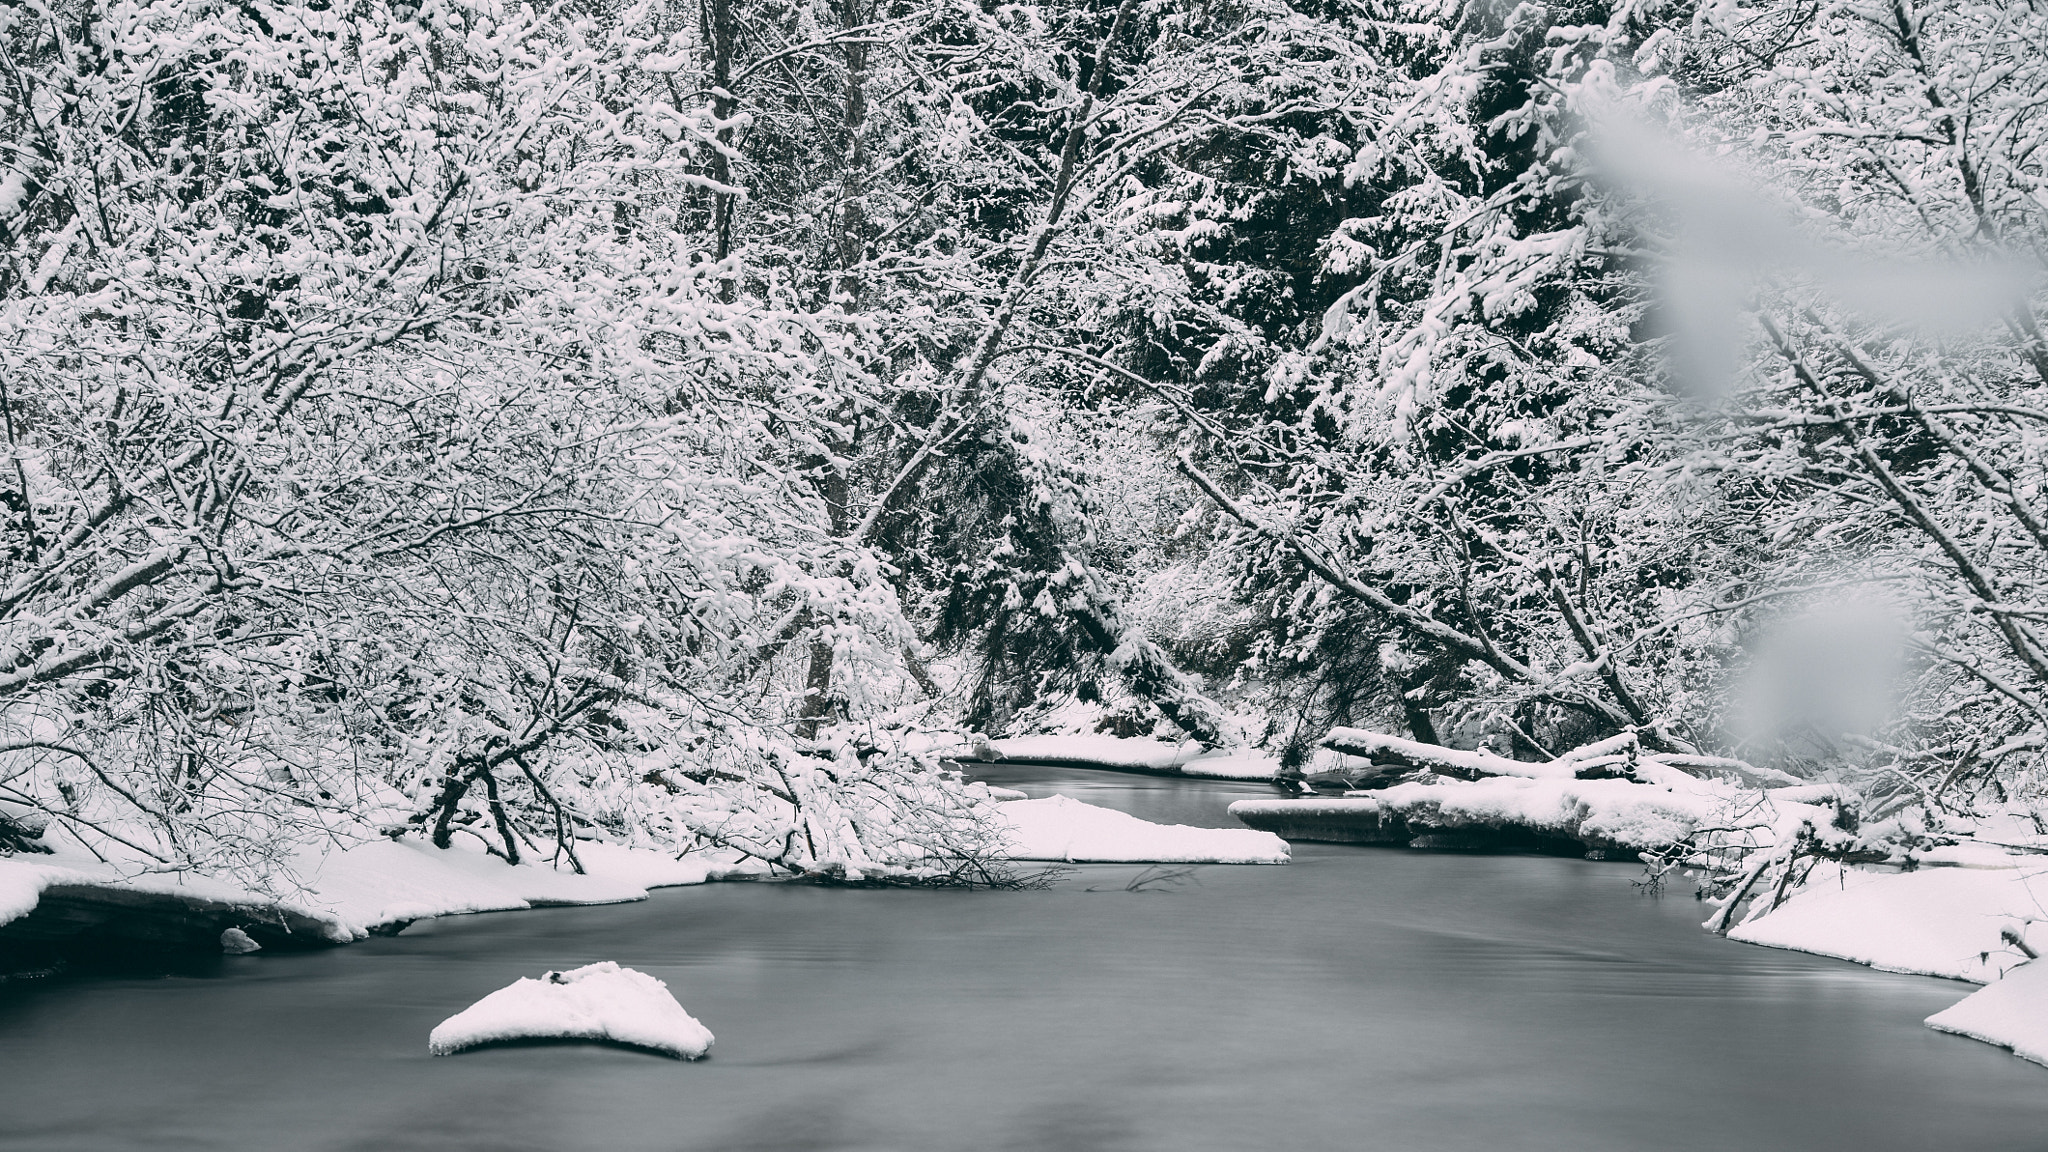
top-left (0, 851), bottom-right (360, 942)
top-left (2, 791), bottom-right (1289, 945)
top-left (429, 961), bottom-right (713, 1058)
top-left (1927, 961), bottom-right (2048, 1066)
top-left (1726, 854), bottom-right (2048, 1067)
top-left (1729, 861), bottom-right (2048, 983)
top-left (998, 795), bottom-right (1289, 863)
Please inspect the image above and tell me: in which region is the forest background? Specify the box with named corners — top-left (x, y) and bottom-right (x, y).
top-left (3, 0), bottom-right (2046, 886)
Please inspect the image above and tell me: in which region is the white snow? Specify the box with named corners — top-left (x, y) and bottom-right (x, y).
top-left (1321, 728), bottom-right (1807, 788)
top-left (1728, 860), bottom-right (2048, 983)
top-left (1322, 728), bottom-right (1581, 780)
top-left (997, 794), bottom-right (1289, 863)
top-left (428, 961), bottom-right (714, 1059)
top-left (0, 857), bottom-right (74, 926)
top-left (0, 835), bottom-right (731, 944)
top-left (1721, 853), bottom-right (2048, 1067)
top-left (1177, 748), bottom-right (1287, 781)
top-left (0, 852), bottom-right (357, 942)
top-left (1926, 960), bottom-right (2048, 1067)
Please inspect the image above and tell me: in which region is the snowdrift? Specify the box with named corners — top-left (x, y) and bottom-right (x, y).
top-left (996, 795), bottom-right (1289, 864)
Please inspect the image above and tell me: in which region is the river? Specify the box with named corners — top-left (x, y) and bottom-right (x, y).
top-left (2, 766), bottom-right (2044, 1151)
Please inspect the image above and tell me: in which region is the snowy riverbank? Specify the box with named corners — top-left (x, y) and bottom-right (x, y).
top-left (1729, 855), bottom-right (2048, 1068)
top-left (0, 788), bottom-right (1286, 963)
top-left (969, 733), bottom-right (2048, 1066)
top-left (0, 836), bottom-right (732, 955)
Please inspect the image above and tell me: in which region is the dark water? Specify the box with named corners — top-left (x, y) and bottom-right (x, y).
top-left (3, 769), bottom-right (2046, 1152)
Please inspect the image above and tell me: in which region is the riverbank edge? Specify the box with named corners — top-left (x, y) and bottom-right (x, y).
top-left (0, 787), bottom-right (1295, 974)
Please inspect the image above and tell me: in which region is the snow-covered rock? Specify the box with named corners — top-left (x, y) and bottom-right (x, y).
top-left (1926, 961), bottom-right (2048, 1067)
top-left (429, 961), bottom-right (714, 1059)
top-left (997, 795), bottom-right (1289, 864)
top-left (219, 927), bottom-right (261, 954)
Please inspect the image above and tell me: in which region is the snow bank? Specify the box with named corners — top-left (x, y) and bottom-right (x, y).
top-left (1176, 748), bottom-right (1287, 780)
top-left (1379, 776), bottom-right (1726, 849)
top-left (0, 835), bottom-right (727, 949)
top-left (1728, 861), bottom-right (2048, 983)
top-left (1722, 854), bottom-right (2048, 1067)
top-left (429, 961), bottom-right (713, 1059)
top-left (0, 857), bottom-right (83, 926)
top-left (0, 852), bottom-right (357, 944)
top-left (1927, 961), bottom-right (2048, 1066)
top-left (997, 795), bottom-right (1289, 863)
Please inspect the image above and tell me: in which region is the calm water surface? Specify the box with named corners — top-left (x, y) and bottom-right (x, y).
top-left (2, 768), bottom-right (2044, 1152)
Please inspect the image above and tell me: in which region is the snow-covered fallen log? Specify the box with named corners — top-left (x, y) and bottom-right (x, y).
top-left (1319, 728), bottom-right (1803, 787)
top-left (1319, 729), bottom-right (1581, 781)
top-left (1229, 774), bottom-right (1739, 857)
top-left (959, 735), bottom-right (1283, 781)
top-left (429, 962), bottom-right (713, 1059)
top-left (997, 795), bottom-right (1289, 863)
top-left (1230, 729), bottom-right (1834, 859)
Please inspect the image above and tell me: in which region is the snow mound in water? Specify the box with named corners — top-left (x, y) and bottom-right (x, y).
top-left (1927, 960), bottom-right (2048, 1067)
top-left (428, 961), bottom-right (713, 1058)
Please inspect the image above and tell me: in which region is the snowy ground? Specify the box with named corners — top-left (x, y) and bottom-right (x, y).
top-left (1727, 857), bottom-right (2048, 983)
top-left (1730, 855), bottom-right (2048, 1069)
top-left (996, 795), bottom-right (1289, 864)
top-left (0, 836), bottom-right (734, 949)
top-left (0, 790), bottom-right (1290, 954)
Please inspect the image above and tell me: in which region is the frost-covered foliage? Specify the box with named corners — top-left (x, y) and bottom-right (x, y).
top-left (6, 0), bottom-right (2048, 890)
top-left (1075, 0), bottom-right (2048, 825)
top-left (0, 0), bottom-right (1003, 886)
